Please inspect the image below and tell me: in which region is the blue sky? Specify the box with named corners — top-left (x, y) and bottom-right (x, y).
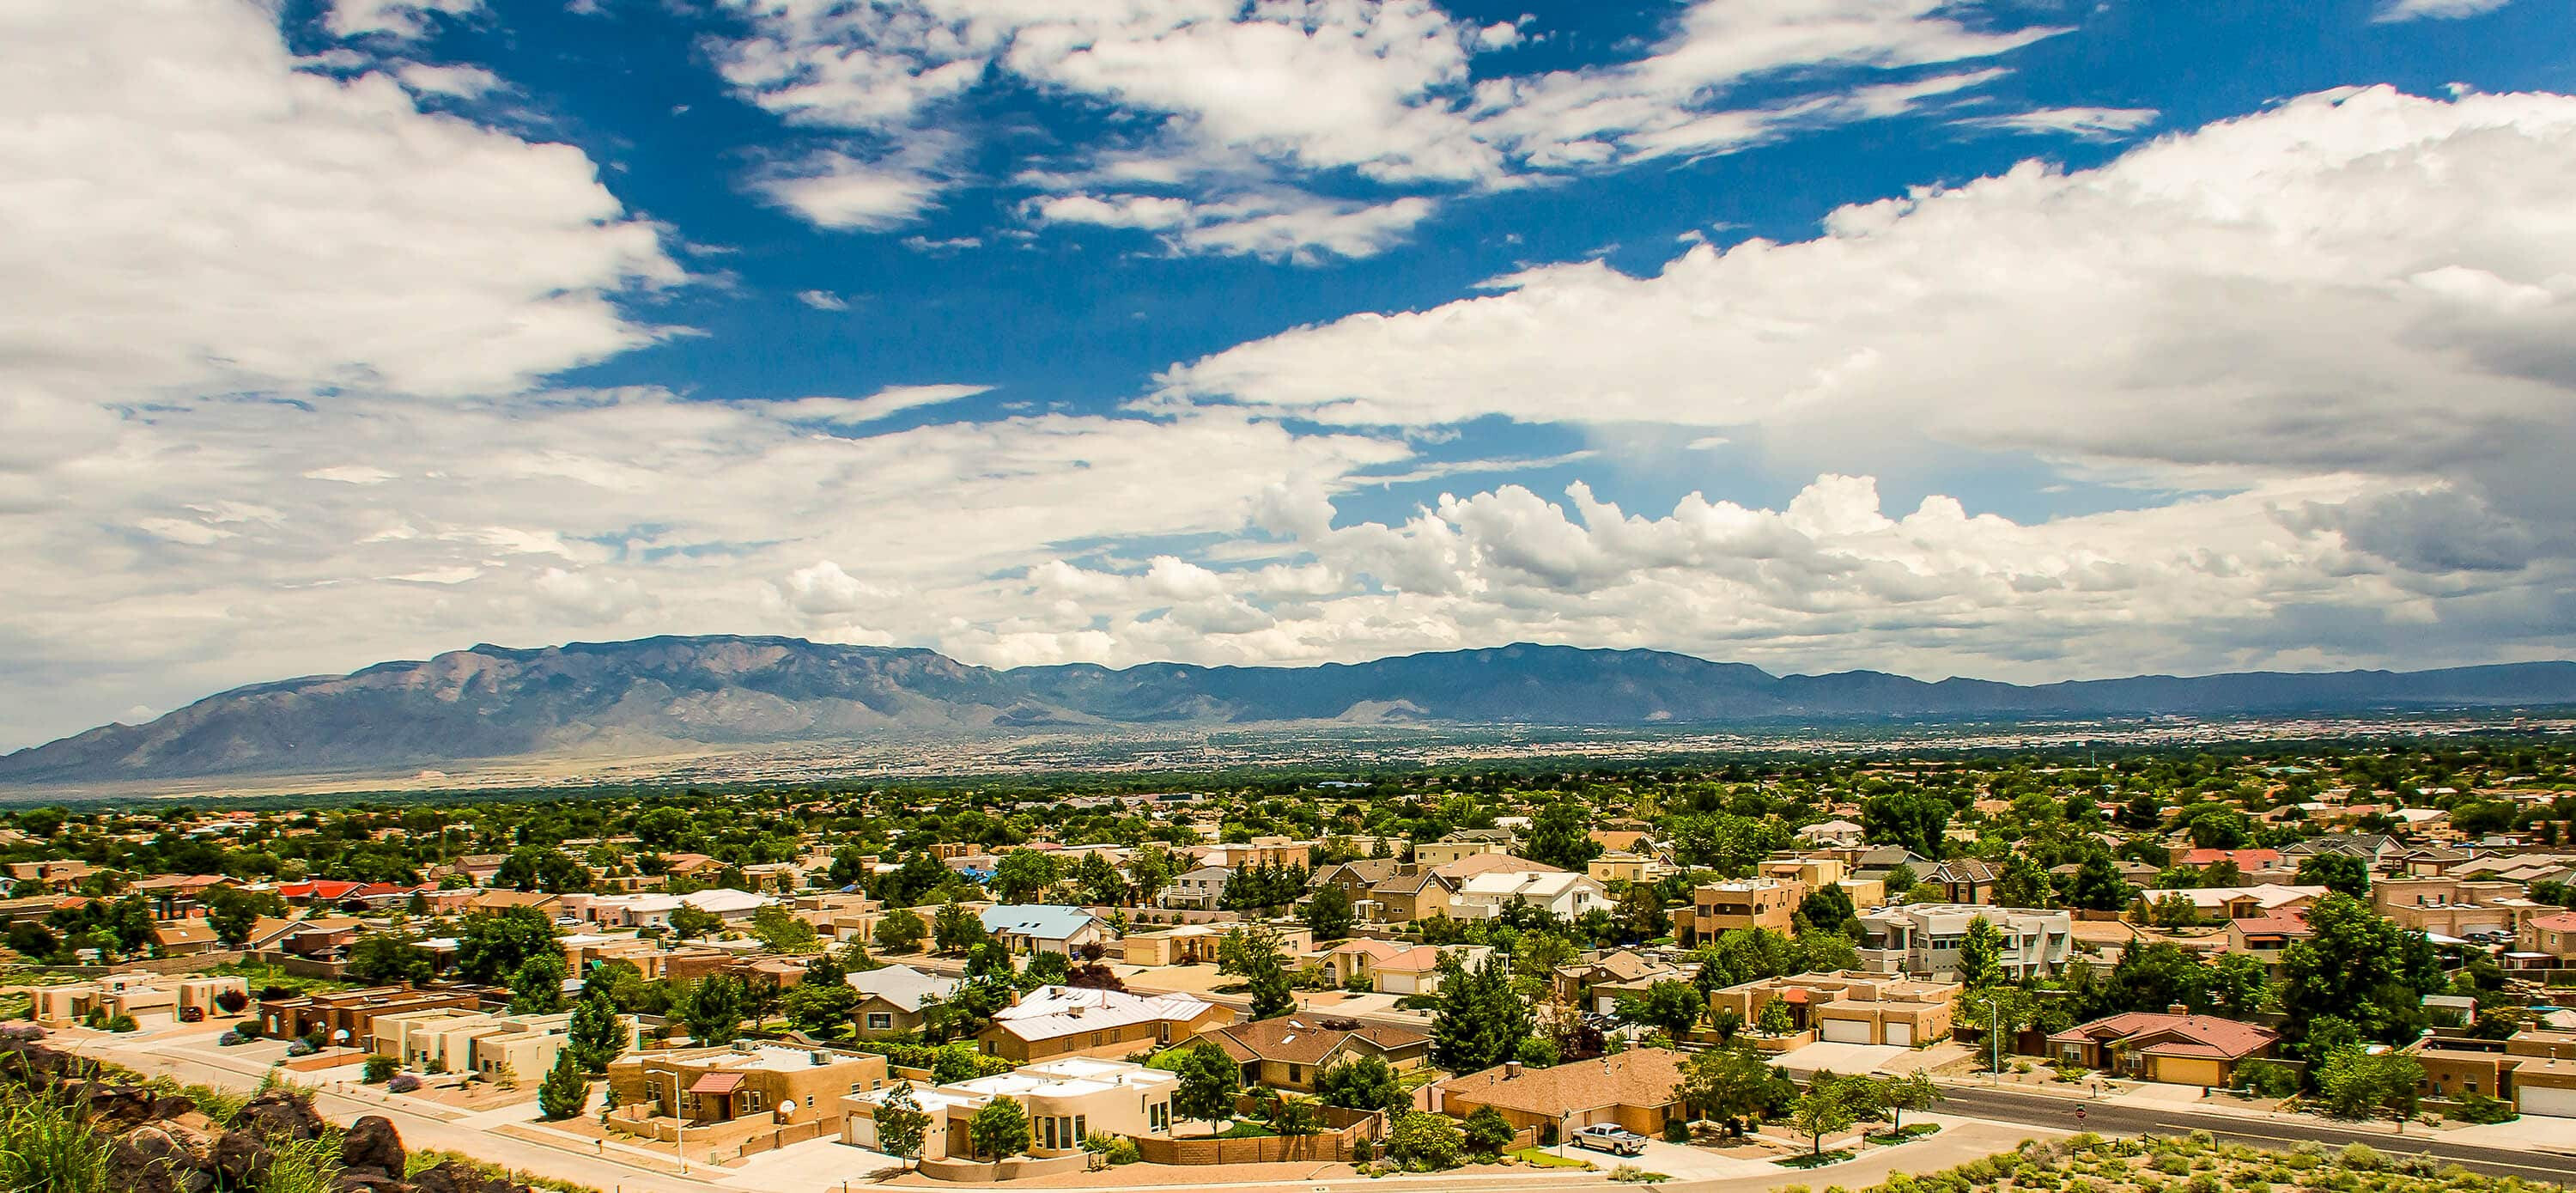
top-left (3, 0), bottom-right (2573, 747)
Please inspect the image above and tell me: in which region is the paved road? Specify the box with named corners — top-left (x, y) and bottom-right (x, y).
top-left (68, 1036), bottom-right (732, 1193)
top-left (1934, 1086), bottom-right (2576, 1184)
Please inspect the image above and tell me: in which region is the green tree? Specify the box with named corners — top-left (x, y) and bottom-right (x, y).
top-left (992, 851), bottom-right (1059, 904)
top-left (2174, 802), bottom-right (2252, 849)
top-left (1172, 1040), bottom-right (1240, 1132)
top-left (1789, 1076), bottom-right (1859, 1155)
top-left (1430, 953), bottom-right (1534, 1074)
top-left (203, 887), bottom-right (286, 947)
top-left (667, 904), bottom-right (725, 941)
top-left (1266, 1093), bottom-right (1326, 1137)
top-left (1235, 928), bottom-right (1297, 1020)
top-left (1755, 997), bottom-right (1796, 1037)
top-left (934, 897), bottom-right (986, 954)
top-left (969, 1095), bottom-right (1032, 1159)
top-left (1618, 980), bottom-right (1709, 1041)
top-left (1954, 916), bottom-right (2006, 989)
top-left (1315, 1054), bottom-right (1407, 1114)
top-left (2063, 856), bottom-right (2136, 912)
top-left (1672, 1044), bottom-right (1791, 1135)
top-left (495, 847), bottom-right (592, 893)
top-left (872, 1082), bottom-right (930, 1170)
top-left (749, 904), bottom-right (820, 953)
top-left (1072, 852), bottom-right (1128, 905)
top-left (2208, 952), bottom-right (2273, 1017)
top-left (2281, 892), bottom-right (2446, 1047)
top-left (1992, 854), bottom-right (2053, 909)
top-left (454, 906), bottom-right (557, 984)
top-left (783, 977), bottom-right (860, 1038)
top-left (874, 907), bottom-right (926, 954)
top-left (509, 951), bottom-right (567, 1014)
top-left (1303, 883), bottom-right (1354, 940)
top-left (2296, 854), bottom-right (2372, 900)
top-left (346, 932), bottom-right (435, 985)
top-left (2100, 940), bottom-right (2210, 1016)
top-left (1523, 800), bottom-right (1601, 870)
top-left (678, 973), bottom-right (751, 1045)
top-left (2312, 1045), bottom-right (2426, 1119)
top-left (1875, 1071), bottom-right (1940, 1132)
top-left (566, 991), bottom-right (626, 1073)
top-left (1796, 885), bottom-right (1858, 937)
top-left (1862, 793), bottom-right (1949, 859)
top-left (536, 1049), bottom-right (589, 1121)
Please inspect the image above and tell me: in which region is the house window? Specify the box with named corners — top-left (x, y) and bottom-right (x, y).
top-left (1073, 1115), bottom-right (1085, 1142)
top-left (1288, 1064), bottom-right (1302, 1084)
top-left (866, 1013), bottom-right (892, 1030)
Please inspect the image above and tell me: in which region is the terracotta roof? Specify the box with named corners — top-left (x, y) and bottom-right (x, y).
top-left (2530, 911), bottom-right (2576, 932)
top-left (2047, 1012), bottom-right (2278, 1060)
top-left (687, 1072), bottom-right (744, 1094)
top-left (1441, 1049), bottom-right (1687, 1117)
top-left (1429, 853), bottom-right (1565, 881)
top-left (1205, 1017), bottom-right (1429, 1067)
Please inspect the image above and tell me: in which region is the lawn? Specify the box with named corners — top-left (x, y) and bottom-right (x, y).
top-left (1206, 1121), bottom-right (1277, 1140)
top-left (1510, 1146), bottom-right (1595, 1169)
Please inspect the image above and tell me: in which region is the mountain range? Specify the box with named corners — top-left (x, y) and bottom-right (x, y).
top-left (5, 636), bottom-right (2573, 785)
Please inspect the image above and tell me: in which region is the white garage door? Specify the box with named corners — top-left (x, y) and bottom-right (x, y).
top-left (1822, 1019), bottom-right (1873, 1044)
top-left (2520, 1085), bottom-right (2576, 1118)
top-left (1886, 1022), bottom-right (1913, 1047)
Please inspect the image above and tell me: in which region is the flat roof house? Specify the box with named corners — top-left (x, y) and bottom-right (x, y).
top-left (1856, 904), bottom-right (2071, 983)
top-left (609, 1042), bottom-right (891, 1132)
top-left (978, 985), bottom-right (1231, 1063)
top-left (1710, 971), bottom-right (1960, 1048)
top-left (843, 1056), bottom-right (1179, 1160)
top-left (1674, 878), bottom-right (1803, 944)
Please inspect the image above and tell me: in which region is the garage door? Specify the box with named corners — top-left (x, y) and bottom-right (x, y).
top-left (1822, 1019), bottom-right (1872, 1044)
top-left (2520, 1085), bottom-right (2576, 1118)
top-left (1885, 1022), bottom-right (1912, 1047)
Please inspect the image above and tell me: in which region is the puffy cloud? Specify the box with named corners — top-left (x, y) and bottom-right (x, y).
top-left (1164, 88), bottom-right (2576, 528)
top-left (709, 0), bottom-right (2063, 257)
top-left (0, 0), bottom-right (681, 401)
top-left (394, 63), bottom-right (505, 98)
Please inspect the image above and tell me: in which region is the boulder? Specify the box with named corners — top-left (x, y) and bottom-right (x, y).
top-left (409, 1159), bottom-right (526, 1193)
top-left (339, 1116), bottom-right (407, 1178)
top-left (235, 1089), bottom-right (330, 1141)
top-left (212, 1128), bottom-right (274, 1187)
top-left (106, 1125), bottom-right (218, 1193)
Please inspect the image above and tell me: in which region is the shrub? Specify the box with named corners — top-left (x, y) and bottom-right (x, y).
top-left (1079, 1130), bottom-right (1139, 1165)
top-left (362, 1056), bottom-right (398, 1084)
top-left (1608, 1165), bottom-right (1671, 1183)
top-left (2336, 1143), bottom-right (2380, 1171)
top-left (1461, 1106), bottom-right (1515, 1158)
top-left (387, 1074), bottom-right (422, 1093)
top-left (1663, 1119), bottom-right (1689, 1143)
top-left (1386, 1110), bottom-right (1463, 1171)
top-left (2451, 1092), bottom-right (2517, 1124)
top-left (216, 988), bottom-right (249, 1014)
top-left (104, 1014), bottom-right (137, 1033)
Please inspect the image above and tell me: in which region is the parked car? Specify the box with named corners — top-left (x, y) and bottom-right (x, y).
top-left (1571, 1124), bottom-right (1648, 1156)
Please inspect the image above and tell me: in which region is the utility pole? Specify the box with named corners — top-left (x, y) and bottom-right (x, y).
top-left (1990, 999), bottom-right (2000, 1080)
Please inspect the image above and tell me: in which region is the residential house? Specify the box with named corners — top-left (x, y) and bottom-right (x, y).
top-left (2404, 1031), bottom-right (2576, 1117)
top-left (1437, 1048), bottom-right (1691, 1137)
top-left (1554, 951), bottom-right (1681, 1015)
top-left (978, 985), bottom-right (1231, 1063)
top-left (258, 986), bottom-right (483, 1047)
top-left (128, 873), bottom-right (232, 919)
top-left (1587, 852), bottom-right (1669, 885)
top-left (1413, 830), bottom-right (1518, 867)
top-left (1157, 867), bottom-right (1234, 912)
top-left (1796, 820), bottom-right (1866, 849)
top-left (1203, 1016), bottom-right (1431, 1093)
top-left (1761, 855), bottom-right (1885, 910)
top-left (1922, 860), bottom-right (2001, 904)
top-left (1856, 904), bottom-right (2072, 982)
top-left (2046, 1012), bottom-right (2280, 1086)
top-left (32, 974), bottom-right (246, 1026)
top-left (848, 965), bottom-right (960, 1038)
top-left (1451, 869), bottom-right (1608, 921)
top-left (979, 905), bottom-right (1118, 956)
top-left (2373, 878), bottom-right (2545, 937)
top-left (2512, 911), bottom-right (2576, 974)
top-left (1709, 971), bottom-right (1960, 1047)
top-left (842, 1056), bottom-right (1180, 1160)
top-left (1322, 940), bottom-right (1489, 995)
top-left (1672, 878), bottom-right (1803, 945)
top-left (610, 1042), bottom-right (891, 1131)
top-left (2222, 908), bottom-right (2314, 976)
top-left (1309, 859), bottom-right (1400, 920)
top-left (2136, 884), bottom-right (2328, 922)
top-left (4, 861), bottom-right (96, 893)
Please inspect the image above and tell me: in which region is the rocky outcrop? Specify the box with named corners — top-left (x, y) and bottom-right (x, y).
top-left (0, 1040), bottom-right (551, 1193)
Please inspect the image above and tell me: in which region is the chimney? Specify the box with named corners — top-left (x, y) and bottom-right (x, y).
top-left (1503, 1061), bottom-right (1521, 1080)
top-left (2167, 1003), bottom-right (2189, 1016)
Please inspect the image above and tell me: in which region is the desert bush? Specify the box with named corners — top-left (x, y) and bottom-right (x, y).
top-left (2337, 1143), bottom-right (2382, 1171)
top-left (387, 1074), bottom-right (422, 1093)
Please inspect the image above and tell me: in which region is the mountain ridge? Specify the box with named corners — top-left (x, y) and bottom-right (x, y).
top-left (6, 635), bottom-right (2573, 784)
